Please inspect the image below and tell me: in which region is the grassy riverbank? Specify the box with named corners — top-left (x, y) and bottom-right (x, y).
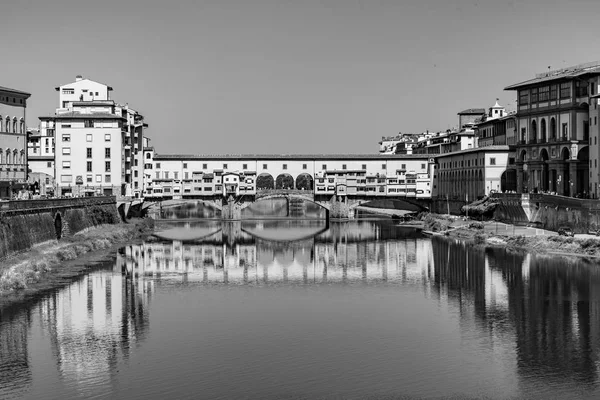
top-left (419, 213), bottom-right (600, 258)
top-left (0, 218), bottom-right (154, 297)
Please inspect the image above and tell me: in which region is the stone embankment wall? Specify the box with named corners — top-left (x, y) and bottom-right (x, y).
top-left (0, 197), bottom-right (120, 259)
top-left (429, 199), bottom-right (466, 215)
top-left (492, 193), bottom-right (600, 233)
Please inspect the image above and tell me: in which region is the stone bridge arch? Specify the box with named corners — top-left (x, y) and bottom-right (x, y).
top-left (240, 193), bottom-right (331, 211)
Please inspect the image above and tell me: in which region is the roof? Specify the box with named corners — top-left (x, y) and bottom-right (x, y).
top-left (40, 112), bottom-right (126, 120)
top-left (435, 145), bottom-right (513, 159)
top-left (0, 85), bottom-right (31, 97)
top-left (505, 61), bottom-right (600, 90)
top-left (55, 77), bottom-right (113, 91)
top-left (458, 108), bottom-right (486, 115)
top-left (153, 153), bottom-right (431, 161)
top-left (72, 100), bottom-right (115, 106)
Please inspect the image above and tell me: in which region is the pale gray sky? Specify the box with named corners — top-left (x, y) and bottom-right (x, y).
top-left (2, 0), bottom-right (599, 154)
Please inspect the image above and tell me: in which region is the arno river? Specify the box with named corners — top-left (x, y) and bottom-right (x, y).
top-left (2, 205), bottom-right (600, 399)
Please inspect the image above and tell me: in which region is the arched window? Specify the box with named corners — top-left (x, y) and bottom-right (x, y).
top-left (6, 117), bottom-right (10, 133)
top-left (531, 120), bottom-right (537, 143)
top-left (13, 150), bottom-right (18, 165)
top-left (13, 118), bottom-right (17, 134)
top-left (19, 119), bottom-right (24, 134)
top-left (0, 151), bottom-right (3, 164)
top-left (19, 150), bottom-right (24, 165)
top-left (146, 153), bottom-right (151, 159)
top-left (6, 149), bottom-right (11, 165)
top-left (550, 117), bottom-right (556, 140)
top-left (540, 119), bottom-right (546, 142)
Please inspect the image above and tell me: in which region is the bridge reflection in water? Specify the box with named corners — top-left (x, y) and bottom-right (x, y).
top-left (119, 220), bottom-right (431, 284)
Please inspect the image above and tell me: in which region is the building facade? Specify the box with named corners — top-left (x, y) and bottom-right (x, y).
top-left (505, 61), bottom-right (600, 197)
top-left (0, 86), bottom-right (31, 198)
top-left (42, 76), bottom-right (148, 197)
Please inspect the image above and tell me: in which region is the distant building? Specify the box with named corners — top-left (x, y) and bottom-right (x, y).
top-left (41, 76), bottom-right (148, 197)
top-left (457, 108), bottom-right (486, 130)
top-left (474, 100), bottom-right (517, 148)
top-left (27, 126), bottom-right (55, 195)
top-left (379, 134), bottom-right (419, 155)
top-left (505, 61), bottom-right (600, 196)
top-left (0, 85), bottom-right (31, 198)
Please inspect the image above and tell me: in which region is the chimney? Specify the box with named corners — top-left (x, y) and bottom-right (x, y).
top-left (75, 75), bottom-right (83, 82)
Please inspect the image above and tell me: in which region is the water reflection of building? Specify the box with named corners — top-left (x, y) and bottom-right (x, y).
top-left (38, 269), bottom-right (152, 398)
top-left (119, 234), bottom-right (433, 285)
top-left (0, 308), bottom-right (31, 398)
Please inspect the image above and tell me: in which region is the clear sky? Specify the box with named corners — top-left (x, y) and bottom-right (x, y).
top-left (2, 0), bottom-right (599, 155)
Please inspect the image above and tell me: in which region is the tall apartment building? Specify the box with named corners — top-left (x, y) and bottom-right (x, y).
top-left (27, 125), bottom-right (56, 196)
top-left (0, 85), bottom-right (31, 198)
top-left (41, 76), bottom-right (148, 197)
top-left (505, 61), bottom-right (600, 197)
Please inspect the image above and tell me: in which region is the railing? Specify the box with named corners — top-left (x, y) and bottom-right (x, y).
top-left (255, 189), bottom-right (314, 199)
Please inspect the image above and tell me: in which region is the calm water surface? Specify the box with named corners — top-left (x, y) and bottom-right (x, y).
top-left (2, 217), bottom-right (600, 399)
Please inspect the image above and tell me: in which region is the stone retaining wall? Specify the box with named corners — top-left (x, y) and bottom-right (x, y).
top-left (0, 197), bottom-right (120, 259)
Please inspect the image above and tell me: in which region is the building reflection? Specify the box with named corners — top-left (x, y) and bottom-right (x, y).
top-left (0, 307), bottom-right (31, 398)
top-left (38, 269), bottom-right (152, 398)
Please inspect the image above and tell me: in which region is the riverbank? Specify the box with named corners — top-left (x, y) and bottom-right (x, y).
top-left (420, 213), bottom-right (600, 258)
top-left (0, 218), bottom-right (154, 301)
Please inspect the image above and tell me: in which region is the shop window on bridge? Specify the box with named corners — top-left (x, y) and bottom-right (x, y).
top-left (263, 164), bottom-right (268, 170)
top-left (303, 164), bottom-right (307, 170)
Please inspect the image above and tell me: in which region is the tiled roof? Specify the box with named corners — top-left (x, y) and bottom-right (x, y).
top-left (153, 153), bottom-right (431, 161)
top-left (0, 85), bottom-right (31, 97)
top-left (41, 112), bottom-right (126, 120)
top-left (505, 62), bottom-right (600, 90)
top-left (457, 108), bottom-right (485, 115)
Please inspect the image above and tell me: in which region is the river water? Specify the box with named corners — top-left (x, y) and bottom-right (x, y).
top-left (2, 215), bottom-right (600, 399)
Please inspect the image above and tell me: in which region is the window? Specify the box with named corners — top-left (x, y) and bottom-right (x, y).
top-left (490, 158), bottom-right (496, 165)
top-left (47, 162), bottom-right (52, 168)
top-left (181, 163), bottom-right (187, 169)
top-left (86, 134), bottom-right (92, 142)
top-left (263, 164), bottom-right (267, 169)
top-left (560, 82), bottom-right (571, 99)
top-left (302, 164), bottom-right (307, 170)
top-left (87, 161), bottom-right (92, 172)
top-left (322, 164), bottom-right (327, 170)
top-left (62, 161), bottom-right (71, 169)
top-left (509, 157), bottom-right (515, 165)
top-left (96, 175), bottom-right (102, 183)
top-left (62, 89), bottom-right (74, 94)
top-left (283, 164), bottom-right (287, 170)
top-left (421, 163), bottom-right (426, 169)
top-left (60, 175), bottom-right (72, 183)
top-left (576, 80), bottom-right (588, 97)
top-left (342, 164), bottom-right (347, 170)
top-left (104, 134), bottom-right (111, 141)
top-left (84, 120), bottom-right (94, 128)
top-left (105, 161), bottom-right (111, 172)
top-left (156, 162), bottom-right (161, 168)
top-left (530, 87), bottom-right (538, 103)
top-left (382, 164), bottom-right (386, 170)
top-left (401, 163), bottom-right (406, 170)
top-left (86, 148), bottom-right (92, 158)
top-left (95, 92), bottom-right (99, 96)
top-left (241, 163), bottom-right (247, 170)
top-left (155, 172), bottom-right (160, 179)
top-left (146, 153), bottom-right (151, 159)
top-left (105, 174), bottom-right (111, 183)
top-left (174, 172), bottom-right (178, 180)
top-left (203, 163), bottom-right (207, 169)
top-left (61, 124), bottom-right (71, 129)
top-left (62, 148), bottom-right (71, 155)
top-left (105, 148), bottom-right (111, 158)
top-left (550, 85), bottom-right (557, 100)
top-left (223, 163), bottom-right (228, 169)
top-left (539, 86), bottom-right (549, 101)
top-left (519, 91), bottom-right (529, 105)
top-left (562, 123), bottom-right (568, 139)
top-left (184, 172), bottom-right (188, 179)
top-left (134, 159), bottom-right (138, 166)
top-left (62, 134), bottom-right (71, 142)
top-left (165, 172), bottom-right (169, 179)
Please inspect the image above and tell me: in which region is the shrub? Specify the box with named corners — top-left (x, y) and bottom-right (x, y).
top-left (469, 222), bottom-right (484, 230)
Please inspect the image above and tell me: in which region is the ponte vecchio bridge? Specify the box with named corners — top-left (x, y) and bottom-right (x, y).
top-left (146, 154), bottom-right (436, 219)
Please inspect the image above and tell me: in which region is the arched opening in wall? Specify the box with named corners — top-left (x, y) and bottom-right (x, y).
top-left (560, 147), bottom-right (570, 195)
top-left (539, 148), bottom-right (550, 192)
top-left (550, 117), bottom-right (556, 140)
top-left (501, 170), bottom-right (517, 192)
top-left (256, 173), bottom-right (275, 190)
top-left (519, 150), bottom-right (527, 163)
top-left (530, 120), bottom-right (537, 143)
top-left (54, 213), bottom-right (63, 240)
top-left (577, 146), bottom-right (589, 197)
top-left (479, 169), bottom-right (483, 197)
top-left (295, 173), bottom-right (314, 191)
top-left (275, 173), bottom-right (294, 190)
top-left (540, 119), bottom-right (547, 143)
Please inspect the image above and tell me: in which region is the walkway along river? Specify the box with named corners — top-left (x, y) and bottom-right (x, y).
top-left (2, 217), bottom-right (600, 399)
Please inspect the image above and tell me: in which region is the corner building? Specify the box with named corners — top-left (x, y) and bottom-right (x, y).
top-left (43, 76), bottom-right (148, 197)
top-left (0, 86), bottom-right (31, 198)
top-left (505, 61), bottom-right (600, 197)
